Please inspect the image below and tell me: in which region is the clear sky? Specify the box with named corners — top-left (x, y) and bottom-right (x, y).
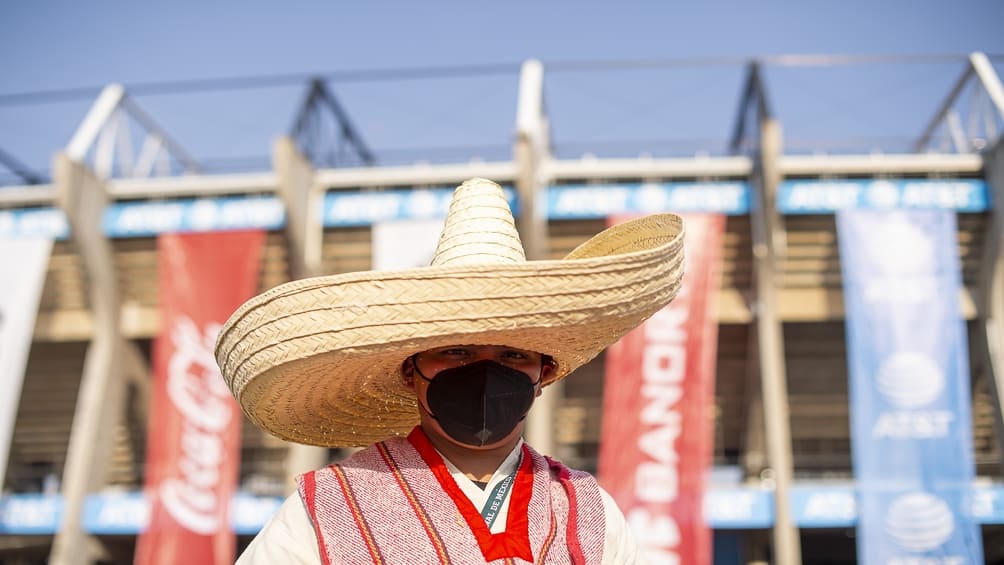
top-left (1, 1), bottom-right (1003, 182)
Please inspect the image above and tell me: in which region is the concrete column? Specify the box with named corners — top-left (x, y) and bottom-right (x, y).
top-left (273, 136), bottom-right (329, 489)
top-left (274, 136), bottom-right (323, 279)
top-left (513, 59), bottom-right (558, 456)
top-left (980, 137), bottom-right (1004, 473)
top-left (741, 334), bottom-right (767, 475)
top-left (751, 119), bottom-right (802, 565)
top-left (49, 154), bottom-right (125, 565)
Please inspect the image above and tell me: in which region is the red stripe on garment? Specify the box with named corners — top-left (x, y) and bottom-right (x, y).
top-left (407, 427), bottom-right (534, 563)
top-left (375, 441), bottom-right (452, 564)
top-left (546, 457), bottom-right (586, 565)
top-left (331, 464), bottom-right (384, 565)
top-left (302, 471), bottom-right (334, 565)
top-left (535, 507), bottom-right (558, 565)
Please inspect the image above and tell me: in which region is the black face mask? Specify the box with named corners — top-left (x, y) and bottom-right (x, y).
top-left (415, 359), bottom-right (537, 447)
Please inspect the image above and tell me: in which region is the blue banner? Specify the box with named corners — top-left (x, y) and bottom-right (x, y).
top-left (780, 179), bottom-right (989, 214)
top-left (838, 209), bottom-right (983, 563)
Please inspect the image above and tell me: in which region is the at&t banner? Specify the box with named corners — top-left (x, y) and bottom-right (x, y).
top-left (134, 230), bottom-right (265, 565)
top-left (838, 210), bottom-right (982, 564)
top-left (598, 214), bottom-right (723, 565)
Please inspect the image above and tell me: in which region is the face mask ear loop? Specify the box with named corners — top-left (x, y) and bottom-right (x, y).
top-left (530, 357), bottom-right (547, 387)
top-left (411, 353), bottom-right (442, 424)
top-left (412, 353), bottom-right (435, 384)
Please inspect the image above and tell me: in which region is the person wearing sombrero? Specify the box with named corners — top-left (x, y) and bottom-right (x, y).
top-left (217, 178), bottom-right (685, 564)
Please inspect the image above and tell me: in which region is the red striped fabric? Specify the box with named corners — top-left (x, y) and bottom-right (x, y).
top-left (298, 427), bottom-right (607, 563)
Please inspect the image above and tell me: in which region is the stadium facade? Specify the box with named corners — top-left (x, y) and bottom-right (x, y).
top-left (0, 54), bottom-right (1002, 564)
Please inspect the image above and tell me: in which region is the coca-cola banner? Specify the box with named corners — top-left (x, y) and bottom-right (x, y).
top-left (0, 238), bottom-right (52, 490)
top-left (134, 230), bottom-right (265, 565)
top-left (598, 214), bottom-right (724, 565)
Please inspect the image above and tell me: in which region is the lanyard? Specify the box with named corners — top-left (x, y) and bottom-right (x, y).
top-left (479, 453), bottom-right (521, 528)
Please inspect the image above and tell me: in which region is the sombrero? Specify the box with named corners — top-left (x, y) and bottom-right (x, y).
top-left (215, 178), bottom-right (685, 447)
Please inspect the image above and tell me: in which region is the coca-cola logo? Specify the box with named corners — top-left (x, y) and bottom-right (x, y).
top-left (160, 316), bottom-right (232, 535)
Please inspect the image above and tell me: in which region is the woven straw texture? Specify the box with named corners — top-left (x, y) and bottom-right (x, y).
top-left (215, 178), bottom-right (685, 447)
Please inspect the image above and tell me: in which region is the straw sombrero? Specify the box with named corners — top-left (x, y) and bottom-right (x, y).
top-left (215, 178), bottom-right (685, 447)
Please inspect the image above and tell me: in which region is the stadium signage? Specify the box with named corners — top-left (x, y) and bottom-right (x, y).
top-left (135, 232), bottom-right (262, 564)
top-left (0, 494), bottom-right (61, 534)
top-left (104, 196), bottom-right (284, 236)
top-left (838, 210), bottom-right (983, 563)
top-left (547, 182), bottom-right (749, 218)
top-left (322, 187), bottom-right (517, 226)
top-left (599, 214), bottom-right (724, 564)
top-left (0, 178), bottom-right (990, 239)
top-left (628, 306), bottom-right (687, 563)
top-left (779, 179), bottom-right (988, 213)
top-left (703, 489), bottom-right (770, 528)
top-left (0, 207), bottom-right (69, 239)
top-left (160, 317), bottom-right (232, 535)
top-left (2, 484), bottom-right (1002, 534)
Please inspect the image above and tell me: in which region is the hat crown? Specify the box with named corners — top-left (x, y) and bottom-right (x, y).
top-left (429, 178), bottom-right (527, 267)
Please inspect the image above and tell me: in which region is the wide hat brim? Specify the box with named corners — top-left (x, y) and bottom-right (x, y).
top-left (215, 213), bottom-right (685, 447)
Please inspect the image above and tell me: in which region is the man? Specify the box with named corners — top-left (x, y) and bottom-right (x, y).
top-left (215, 178), bottom-right (685, 563)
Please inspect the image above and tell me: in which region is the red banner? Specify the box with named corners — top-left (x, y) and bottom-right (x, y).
top-left (135, 230), bottom-right (265, 565)
top-left (597, 214), bottom-right (724, 565)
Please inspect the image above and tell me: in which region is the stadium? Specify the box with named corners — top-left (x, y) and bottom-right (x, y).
top-left (0, 51), bottom-right (1003, 564)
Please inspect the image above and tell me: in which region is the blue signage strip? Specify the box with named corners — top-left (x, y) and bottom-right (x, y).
top-left (703, 488), bottom-right (773, 529)
top-left (0, 195), bottom-right (287, 240)
top-left (790, 485), bottom-right (857, 528)
top-left (0, 178), bottom-right (990, 238)
top-left (0, 207), bottom-right (70, 239)
top-left (322, 187), bottom-right (518, 227)
top-left (83, 492), bottom-right (147, 535)
top-left (1, 484), bottom-right (1002, 533)
top-left (79, 491), bottom-right (284, 535)
top-left (546, 182), bottom-right (749, 219)
top-left (838, 209), bottom-right (983, 563)
top-left (779, 178), bottom-right (989, 214)
top-left (0, 494), bottom-right (62, 534)
top-left (102, 194), bottom-right (285, 237)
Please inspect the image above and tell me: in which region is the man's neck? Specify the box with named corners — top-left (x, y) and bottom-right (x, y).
top-left (424, 432), bottom-right (521, 483)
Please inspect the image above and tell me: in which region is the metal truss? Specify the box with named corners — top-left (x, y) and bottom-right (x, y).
top-left (289, 79), bottom-right (375, 169)
top-left (65, 84), bottom-right (200, 180)
top-left (0, 146), bottom-right (46, 184)
top-left (729, 61), bottom-right (774, 155)
top-left (914, 53), bottom-right (1004, 154)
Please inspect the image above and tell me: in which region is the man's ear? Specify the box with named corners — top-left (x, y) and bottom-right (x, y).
top-left (534, 359), bottom-right (557, 398)
top-left (540, 358), bottom-right (557, 382)
top-left (400, 357), bottom-right (416, 390)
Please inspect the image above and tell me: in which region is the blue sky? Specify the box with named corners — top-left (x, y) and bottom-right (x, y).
top-left (1, 1), bottom-right (1003, 181)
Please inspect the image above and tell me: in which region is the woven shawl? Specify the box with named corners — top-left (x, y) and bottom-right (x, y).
top-left (298, 428), bottom-right (607, 564)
